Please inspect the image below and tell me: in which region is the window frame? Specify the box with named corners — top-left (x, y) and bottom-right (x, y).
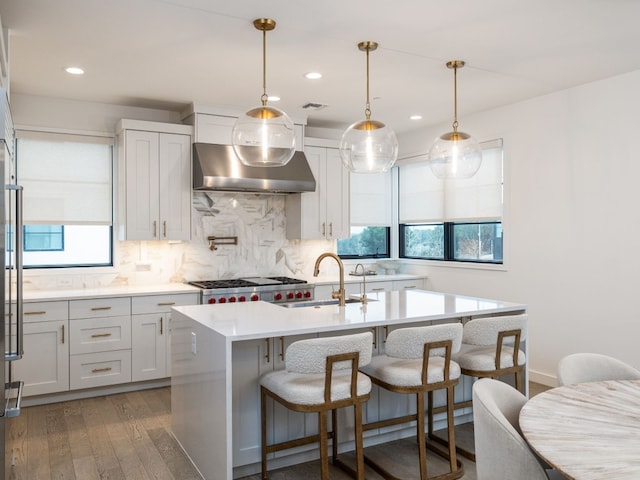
top-left (399, 221), bottom-right (503, 264)
top-left (337, 226), bottom-right (391, 260)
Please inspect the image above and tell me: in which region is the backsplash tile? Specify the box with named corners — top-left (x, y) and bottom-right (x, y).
top-left (23, 192), bottom-right (336, 290)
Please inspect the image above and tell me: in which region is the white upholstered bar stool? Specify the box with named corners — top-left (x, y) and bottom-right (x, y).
top-left (359, 323), bottom-right (464, 480)
top-left (435, 313), bottom-right (528, 461)
top-left (557, 352), bottom-right (640, 386)
top-left (259, 331), bottom-right (373, 480)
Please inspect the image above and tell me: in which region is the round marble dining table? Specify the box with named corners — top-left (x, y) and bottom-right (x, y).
top-left (519, 379), bottom-right (640, 480)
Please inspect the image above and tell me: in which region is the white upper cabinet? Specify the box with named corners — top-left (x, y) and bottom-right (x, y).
top-left (0, 16), bottom-right (9, 91)
top-left (286, 140), bottom-right (350, 239)
top-left (117, 120), bottom-right (192, 241)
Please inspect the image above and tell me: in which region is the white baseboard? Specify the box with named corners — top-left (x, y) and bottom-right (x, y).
top-left (529, 369), bottom-right (557, 387)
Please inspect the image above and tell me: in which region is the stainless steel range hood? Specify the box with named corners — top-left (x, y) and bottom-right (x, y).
top-left (193, 143), bottom-right (316, 193)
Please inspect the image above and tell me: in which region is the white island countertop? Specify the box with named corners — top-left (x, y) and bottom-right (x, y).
top-left (172, 289), bottom-right (525, 341)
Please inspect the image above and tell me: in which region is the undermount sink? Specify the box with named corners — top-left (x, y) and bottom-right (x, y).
top-left (279, 297), bottom-right (368, 308)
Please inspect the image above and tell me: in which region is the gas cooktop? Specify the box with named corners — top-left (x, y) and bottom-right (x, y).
top-left (188, 276), bottom-right (306, 290)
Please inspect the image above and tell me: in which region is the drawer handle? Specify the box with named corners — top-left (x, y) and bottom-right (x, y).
top-left (157, 302), bottom-right (176, 306)
top-left (403, 285), bottom-right (417, 289)
top-left (61, 325), bottom-right (65, 344)
top-left (91, 367), bottom-right (112, 374)
top-left (91, 306), bottom-right (112, 311)
top-left (160, 317), bottom-right (163, 335)
top-left (24, 311), bottom-right (47, 315)
top-left (371, 287), bottom-right (385, 292)
top-left (91, 333), bottom-right (112, 338)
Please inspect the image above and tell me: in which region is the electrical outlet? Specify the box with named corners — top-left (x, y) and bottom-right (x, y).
top-left (191, 331), bottom-right (197, 355)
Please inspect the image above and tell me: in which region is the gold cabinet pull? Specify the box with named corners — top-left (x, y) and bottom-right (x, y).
top-left (371, 287), bottom-right (385, 292)
top-left (61, 325), bottom-right (65, 344)
top-left (163, 220), bottom-right (167, 238)
top-left (91, 367), bottom-right (112, 374)
top-left (383, 325), bottom-right (389, 343)
top-left (24, 311), bottom-right (46, 316)
top-left (153, 220), bottom-right (157, 238)
top-left (91, 333), bottom-right (112, 338)
top-left (157, 302), bottom-right (176, 306)
top-left (321, 222), bottom-right (326, 236)
top-left (160, 317), bottom-right (164, 335)
top-left (371, 327), bottom-right (377, 349)
top-left (90, 306), bottom-right (112, 311)
top-left (265, 338), bottom-right (271, 363)
top-left (279, 336), bottom-right (285, 361)
top-left (403, 285), bottom-right (417, 289)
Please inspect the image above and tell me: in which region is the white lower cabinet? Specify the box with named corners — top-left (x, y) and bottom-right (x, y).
top-left (13, 319), bottom-right (69, 396)
top-left (69, 350), bottom-right (132, 390)
top-left (69, 297), bottom-right (132, 390)
top-left (12, 301), bottom-right (69, 396)
top-left (17, 290), bottom-right (200, 399)
top-left (131, 292), bottom-right (199, 381)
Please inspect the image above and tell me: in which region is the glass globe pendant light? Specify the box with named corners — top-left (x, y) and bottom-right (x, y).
top-left (232, 18), bottom-right (296, 167)
top-left (339, 41), bottom-right (398, 173)
top-left (428, 60), bottom-right (482, 179)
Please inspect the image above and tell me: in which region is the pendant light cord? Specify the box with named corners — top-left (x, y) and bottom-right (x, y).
top-left (365, 45), bottom-right (371, 121)
top-left (452, 63), bottom-right (459, 132)
top-left (261, 27), bottom-right (268, 106)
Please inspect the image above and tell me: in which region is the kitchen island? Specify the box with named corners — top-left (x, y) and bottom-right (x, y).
top-left (170, 289), bottom-right (526, 480)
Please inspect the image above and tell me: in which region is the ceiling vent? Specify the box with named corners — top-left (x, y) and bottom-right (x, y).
top-left (301, 102), bottom-right (327, 111)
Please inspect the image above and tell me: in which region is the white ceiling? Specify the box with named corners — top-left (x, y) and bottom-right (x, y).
top-left (2, 0), bottom-right (640, 134)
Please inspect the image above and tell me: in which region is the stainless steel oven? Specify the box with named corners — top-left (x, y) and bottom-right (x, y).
top-left (188, 276), bottom-right (314, 305)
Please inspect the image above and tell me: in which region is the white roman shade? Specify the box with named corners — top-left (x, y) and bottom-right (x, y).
top-left (16, 130), bottom-right (113, 225)
top-left (399, 139), bottom-right (503, 223)
top-left (350, 170), bottom-right (392, 226)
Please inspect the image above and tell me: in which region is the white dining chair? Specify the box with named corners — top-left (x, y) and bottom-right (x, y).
top-left (557, 352), bottom-right (640, 386)
top-left (473, 378), bottom-right (566, 480)
top-left (259, 331), bottom-right (373, 480)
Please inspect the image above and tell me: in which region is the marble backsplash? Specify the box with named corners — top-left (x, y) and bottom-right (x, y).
top-left (22, 192), bottom-right (339, 291)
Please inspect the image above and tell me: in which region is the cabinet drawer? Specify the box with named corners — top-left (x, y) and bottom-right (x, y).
top-left (69, 297), bottom-right (130, 319)
top-left (70, 350), bottom-right (132, 390)
top-left (23, 301), bottom-right (69, 323)
top-left (131, 293), bottom-right (200, 314)
top-left (69, 316), bottom-right (131, 354)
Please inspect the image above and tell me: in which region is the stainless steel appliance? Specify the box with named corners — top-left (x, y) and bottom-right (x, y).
top-left (1, 88), bottom-right (24, 479)
top-left (188, 276), bottom-right (314, 305)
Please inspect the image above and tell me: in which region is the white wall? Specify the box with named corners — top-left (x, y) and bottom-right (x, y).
top-left (398, 69), bottom-right (640, 385)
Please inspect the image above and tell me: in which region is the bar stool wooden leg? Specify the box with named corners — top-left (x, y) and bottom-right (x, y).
top-left (261, 387), bottom-right (268, 480)
top-left (319, 410), bottom-right (329, 480)
top-left (354, 403), bottom-right (366, 480)
top-left (416, 391), bottom-right (428, 480)
top-left (445, 385), bottom-right (457, 472)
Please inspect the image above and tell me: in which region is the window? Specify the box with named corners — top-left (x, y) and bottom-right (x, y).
top-left (16, 131), bottom-right (114, 268)
top-left (399, 139), bottom-right (503, 264)
top-left (337, 226), bottom-right (390, 259)
top-left (23, 225), bottom-right (64, 251)
top-left (338, 170), bottom-right (392, 259)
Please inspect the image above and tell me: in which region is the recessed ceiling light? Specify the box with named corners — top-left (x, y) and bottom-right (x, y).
top-left (65, 66), bottom-right (85, 75)
top-left (305, 72), bottom-right (322, 80)
top-left (267, 95), bottom-right (280, 102)
top-left (410, 115), bottom-right (423, 121)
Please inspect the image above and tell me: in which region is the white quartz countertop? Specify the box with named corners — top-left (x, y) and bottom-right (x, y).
top-left (172, 289), bottom-right (525, 341)
top-left (22, 283), bottom-right (201, 302)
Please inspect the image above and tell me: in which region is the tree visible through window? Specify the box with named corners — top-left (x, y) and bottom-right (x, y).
top-left (337, 226), bottom-right (390, 259)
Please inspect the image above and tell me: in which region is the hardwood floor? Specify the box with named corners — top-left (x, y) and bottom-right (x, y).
top-left (5, 382), bottom-right (551, 480)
